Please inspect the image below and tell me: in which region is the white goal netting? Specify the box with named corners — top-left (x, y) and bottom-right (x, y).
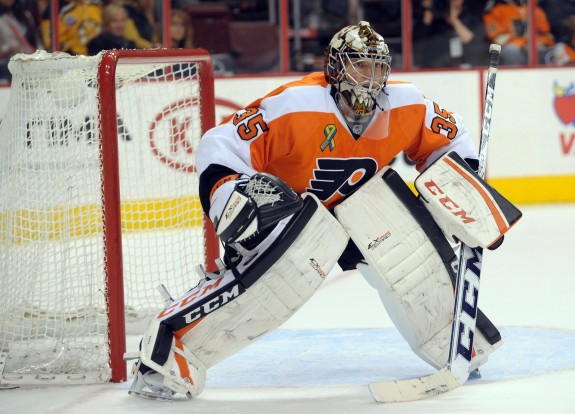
top-left (0, 50), bottom-right (216, 385)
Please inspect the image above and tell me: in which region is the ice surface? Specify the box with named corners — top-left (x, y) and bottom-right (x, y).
top-left (2, 203), bottom-right (574, 414)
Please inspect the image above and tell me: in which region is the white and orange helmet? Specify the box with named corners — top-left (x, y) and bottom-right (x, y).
top-left (324, 21), bottom-right (391, 128)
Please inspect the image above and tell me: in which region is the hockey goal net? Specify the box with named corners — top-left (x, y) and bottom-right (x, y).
top-left (0, 49), bottom-right (219, 385)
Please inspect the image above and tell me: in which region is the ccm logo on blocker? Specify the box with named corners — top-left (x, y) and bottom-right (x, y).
top-left (423, 179), bottom-right (476, 224)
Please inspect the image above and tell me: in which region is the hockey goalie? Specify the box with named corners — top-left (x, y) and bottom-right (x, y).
top-left (127, 21), bottom-right (522, 400)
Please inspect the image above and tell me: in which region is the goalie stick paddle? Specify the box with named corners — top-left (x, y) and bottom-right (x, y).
top-left (369, 43), bottom-right (502, 403)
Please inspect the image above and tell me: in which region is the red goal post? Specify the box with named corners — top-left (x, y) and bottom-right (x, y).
top-left (0, 49), bottom-right (220, 385)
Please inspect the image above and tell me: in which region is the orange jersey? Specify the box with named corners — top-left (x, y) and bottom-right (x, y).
top-left (483, 4), bottom-right (554, 49)
top-left (196, 72), bottom-right (477, 212)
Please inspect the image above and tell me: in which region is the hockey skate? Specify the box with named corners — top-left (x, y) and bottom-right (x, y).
top-left (126, 321), bottom-right (206, 400)
top-left (129, 360), bottom-right (181, 401)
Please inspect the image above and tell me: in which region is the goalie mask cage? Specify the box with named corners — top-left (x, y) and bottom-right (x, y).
top-left (0, 49), bottom-right (219, 385)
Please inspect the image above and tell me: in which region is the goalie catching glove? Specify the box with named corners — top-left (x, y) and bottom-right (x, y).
top-left (212, 173), bottom-right (304, 244)
top-left (415, 151), bottom-right (522, 249)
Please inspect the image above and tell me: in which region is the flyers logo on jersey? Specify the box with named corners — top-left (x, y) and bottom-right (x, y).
top-left (307, 158), bottom-right (378, 202)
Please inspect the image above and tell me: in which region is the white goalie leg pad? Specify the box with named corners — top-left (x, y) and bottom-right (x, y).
top-left (334, 167), bottom-right (499, 370)
top-left (415, 151), bottom-right (522, 248)
top-left (182, 193), bottom-right (348, 368)
top-left (356, 263), bottom-right (501, 371)
top-left (130, 193), bottom-right (349, 398)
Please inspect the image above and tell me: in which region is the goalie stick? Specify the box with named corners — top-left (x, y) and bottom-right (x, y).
top-left (369, 43), bottom-right (502, 403)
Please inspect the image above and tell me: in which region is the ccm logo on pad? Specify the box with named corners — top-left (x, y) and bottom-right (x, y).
top-left (423, 180), bottom-right (476, 224)
top-left (182, 284), bottom-right (243, 324)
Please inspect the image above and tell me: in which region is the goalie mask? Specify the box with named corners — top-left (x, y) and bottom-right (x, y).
top-left (324, 21), bottom-right (391, 136)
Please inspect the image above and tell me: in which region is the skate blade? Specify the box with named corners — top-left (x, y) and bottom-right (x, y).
top-left (128, 372), bottom-right (176, 401)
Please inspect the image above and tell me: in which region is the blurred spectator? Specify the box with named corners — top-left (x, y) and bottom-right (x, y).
top-left (413, 0), bottom-right (489, 68)
top-left (165, 8), bottom-right (196, 78)
top-left (362, 0), bottom-right (403, 68)
top-left (182, 2), bottom-right (235, 74)
top-left (483, 0), bottom-right (554, 65)
top-left (548, 15), bottom-right (575, 66)
top-left (40, 0), bottom-right (103, 55)
top-left (0, 0), bottom-right (40, 83)
top-left (25, 0), bottom-right (47, 26)
top-left (316, 0), bottom-right (351, 49)
top-left (539, 0), bottom-right (575, 42)
top-left (120, 0), bottom-right (159, 49)
top-left (170, 8), bottom-right (193, 48)
top-left (171, 0), bottom-right (199, 7)
top-left (87, 3), bottom-right (135, 54)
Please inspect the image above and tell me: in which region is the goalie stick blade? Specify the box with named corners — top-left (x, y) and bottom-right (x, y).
top-left (369, 367), bottom-right (461, 403)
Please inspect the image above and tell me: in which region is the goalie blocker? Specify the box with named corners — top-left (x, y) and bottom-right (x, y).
top-left (335, 159), bottom-right (520, 371)
top-left (415, 151), bottom-right (522, 249)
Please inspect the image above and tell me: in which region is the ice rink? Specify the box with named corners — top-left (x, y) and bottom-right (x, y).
top-left (2, 203), bottom-right (574, 414)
